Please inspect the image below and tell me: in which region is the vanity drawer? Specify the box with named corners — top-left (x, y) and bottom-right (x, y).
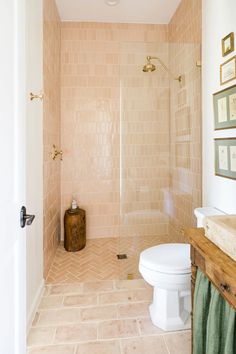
top-left (206, 263), bottom-right (236, 309)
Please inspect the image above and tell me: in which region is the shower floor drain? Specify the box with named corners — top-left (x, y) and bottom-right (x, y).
top-left (127, 273), bottom-right (134, 280)
top-left (117, 254), bottom-right (128, 260)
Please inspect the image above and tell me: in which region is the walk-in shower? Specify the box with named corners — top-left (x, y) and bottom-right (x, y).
top-left (118, 41), bottom-right (201, 280)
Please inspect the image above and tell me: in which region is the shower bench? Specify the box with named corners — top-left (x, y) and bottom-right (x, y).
top-left (185, 227), bottom-right (236, 353)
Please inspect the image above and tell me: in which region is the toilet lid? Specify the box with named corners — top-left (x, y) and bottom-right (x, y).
top-left (140, 243), bottom-right (191, 274)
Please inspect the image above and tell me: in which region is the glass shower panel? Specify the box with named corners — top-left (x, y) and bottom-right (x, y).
top-left (119, 42), bottom-right (170, 279)
top-left (168, 43), bottom-right (202, 240)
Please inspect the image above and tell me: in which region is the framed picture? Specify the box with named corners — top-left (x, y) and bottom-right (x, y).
top-left (213, 84), bottom-right (236, 129)
top-left (220, 56), bottom-right (236, 85)
top-left (215, 138), bottom-right (236, 180)
top-left (222, 32), bottom-right (234, 57)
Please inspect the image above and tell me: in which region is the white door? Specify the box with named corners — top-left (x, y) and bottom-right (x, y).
top-left (0, 1), bottom-right (27, 353)
top-left (0, 0), bottom-right (43, 353)
top-left (26, 0), bottom-right (44, 329)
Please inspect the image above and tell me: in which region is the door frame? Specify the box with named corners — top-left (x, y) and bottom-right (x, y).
top-left (0, 0), bottom-right (27, 353)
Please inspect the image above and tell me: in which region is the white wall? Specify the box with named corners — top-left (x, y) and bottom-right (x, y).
top-left (203, 0), bottom-right (236, 213)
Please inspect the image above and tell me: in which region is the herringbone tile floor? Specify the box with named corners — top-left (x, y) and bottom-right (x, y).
top-left (46, 238), bottom-right (119, 283)
top-left (46, 236), bottom-right (169, 283)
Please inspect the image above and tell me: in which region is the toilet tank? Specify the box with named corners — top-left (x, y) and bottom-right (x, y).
top-left (194, 207), bottom-right (225, 227)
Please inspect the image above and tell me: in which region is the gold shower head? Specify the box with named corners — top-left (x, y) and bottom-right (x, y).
top-left (143, 55), bottom-right (182, 83)
top-left (143, 56), bottom-right (156, 72)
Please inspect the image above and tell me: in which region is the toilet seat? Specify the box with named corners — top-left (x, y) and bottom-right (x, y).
top-left (139, 243), bottom-right (191, 275)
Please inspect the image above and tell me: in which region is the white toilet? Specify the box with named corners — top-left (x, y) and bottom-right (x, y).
top-left (139, 207), bottom-right (225, 332)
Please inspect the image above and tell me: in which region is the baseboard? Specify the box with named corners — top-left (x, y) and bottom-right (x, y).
top-left (27, 278), bottom-right (45, 335)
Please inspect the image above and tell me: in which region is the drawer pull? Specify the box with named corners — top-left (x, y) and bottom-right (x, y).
top-left (220, 283), bottom-right (230, 292)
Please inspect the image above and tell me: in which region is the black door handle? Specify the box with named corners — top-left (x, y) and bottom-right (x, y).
top-left (20, 206), bottom-right (35, 228)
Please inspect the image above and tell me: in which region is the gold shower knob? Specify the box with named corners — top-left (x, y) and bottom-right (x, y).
top-left (30, 91), bottom-right (44, 101)
top-left (52, 144), bottom-right (63, 161)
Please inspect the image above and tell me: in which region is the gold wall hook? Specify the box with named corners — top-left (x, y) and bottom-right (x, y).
top-left (30, 91), bottom-right (44, 101)
top-left (52, 144), bottom-right (63, 161)
top-left (196, 60), bottom-right (202, 68)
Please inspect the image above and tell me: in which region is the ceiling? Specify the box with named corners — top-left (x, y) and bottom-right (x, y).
top-left (55, 0), bottom-right (182, 24)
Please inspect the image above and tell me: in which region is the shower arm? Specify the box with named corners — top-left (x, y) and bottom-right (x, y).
top-left (147, 56), bottom-right (182, 83)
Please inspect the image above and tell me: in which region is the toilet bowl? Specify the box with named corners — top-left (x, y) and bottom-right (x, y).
top-left (139, 207), bottom-right (225, 331)
top-left (139, 243), bottom-right (191, 331)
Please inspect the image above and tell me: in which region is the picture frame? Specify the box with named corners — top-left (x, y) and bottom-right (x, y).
top-left (220, 56), bottom-right (236, 85)
top-left (213, 84), bottom-right (236, 130)
top-left (222, 32), bottom-right (234, 57)
top-left (215, 138), bottom-right (236, 180)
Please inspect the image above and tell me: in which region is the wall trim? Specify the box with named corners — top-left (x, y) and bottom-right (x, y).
top-left (27, 278), bottom-right (44, 334)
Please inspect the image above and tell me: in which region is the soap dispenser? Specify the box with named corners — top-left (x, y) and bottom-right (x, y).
top-left (71, 199), bottom-right (77, 210)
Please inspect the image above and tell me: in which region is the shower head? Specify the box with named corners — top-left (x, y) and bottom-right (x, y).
top-left (143, 55), bottom-right (182, 83)
top-left (143, 56), bottom-right (156, 72)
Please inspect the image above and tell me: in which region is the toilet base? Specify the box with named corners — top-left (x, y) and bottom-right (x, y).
top-left (149, 287), bottom-right (191, 331)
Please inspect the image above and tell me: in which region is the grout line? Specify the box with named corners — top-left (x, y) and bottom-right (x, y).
top-left (35, 301), bottom-right (151, 315)
top-left (97, 321), bottom-right (100, 341)
top-left (51, 327), bottom-right (57, 345)
top-left (162, 334), bottom-right (171, 354)
top-left (81, 281), bottom-right (84, 294)
top-left (33, 312), bottom-right (41, 327)
top-left (119, 339), bottom-right (123, 354)
top-left (73, 344), bottom-right (77, 354)
top-left (136, 317), bottom-right (142, 337)
top-left (28, 333), bottom-right (172, 349)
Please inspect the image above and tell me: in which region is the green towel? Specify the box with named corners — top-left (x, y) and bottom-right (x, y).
top-left (193, 269), bottom-right (212, 354)
top-left (193, 269), bottom-right (236, 354)
top-left (206, 284), bottom-right (236, 354)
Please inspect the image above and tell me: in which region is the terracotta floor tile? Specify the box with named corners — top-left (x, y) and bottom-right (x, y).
top-left (63, 293), bottom-right (98, 307)
top-left (54, 323), bottom-right (97, 343)
top-left (27, 327), bottom-right (55, 347)
top-left (114, 279), bottom-right (147, 290)
top-left (44, 283), bottom-right (83, 296)
top-left (83, 280), bottom-right (114, 293)
top-left (39, 296), bottom-right (63, 309)
top-left (46, 236), bottom-right (163, 283)
top-left (28, 238), bottom-right (192, 354)
top-left (46, 239), bottom-right (119, 283)
top-left (28, 344), bottom-right (76, 354)
top-left (81, 305), bottom-right (118, 321)
top-left (37, 308), bottom-right (81, 326)
top-left (121, 336), bottom-right (169, 354)
top-left (163, 331), bottom-right (191, 354)
top-left (76, 340), bottom-right (121, 354)
top-left (137, 317), bottom-right (164, 336)
top-left (98, 319), bottom-right (139, 339)
top-left (118, 302), bottom-right (149, 318)
top-left (99, 288), bottom-right (152, 305)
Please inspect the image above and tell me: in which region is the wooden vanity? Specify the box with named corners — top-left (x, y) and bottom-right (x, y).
top-left (185, 227), bottom-right (236, 351)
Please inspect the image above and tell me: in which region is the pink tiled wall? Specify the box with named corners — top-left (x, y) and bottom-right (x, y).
top-left (119, 41), bottom-right (170, 240)
top-left (43, 0), bottom-right (61, 277)
top-left (168, 0), bottom-right (202, 240)
top-left (60, 23), bottom-right (169, 239)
